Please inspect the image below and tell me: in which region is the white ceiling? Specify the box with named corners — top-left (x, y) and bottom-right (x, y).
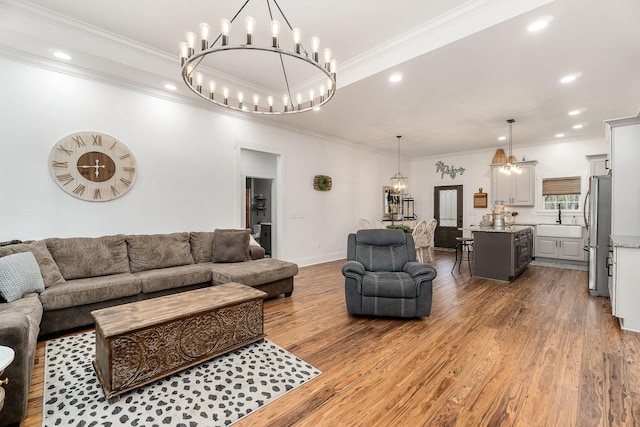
top-left (1, 0), bottom-right (639, 158)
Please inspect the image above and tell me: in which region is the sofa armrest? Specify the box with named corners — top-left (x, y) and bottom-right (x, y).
top-left (0, 312), bottom-right (33, 425)
top-left (250, 245), bottom-right (265, 260)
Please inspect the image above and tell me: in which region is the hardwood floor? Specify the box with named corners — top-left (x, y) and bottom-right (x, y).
top-left (22, 251), bottom-right (640, 426)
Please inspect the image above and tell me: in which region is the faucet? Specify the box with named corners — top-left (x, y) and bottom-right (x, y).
top-left (556, 205), bottom-right (562, 224)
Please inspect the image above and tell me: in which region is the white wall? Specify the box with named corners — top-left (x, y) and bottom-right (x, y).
top-left (410, 137), bottom-right (609, 229)
top-left (0, 59), bottom-right (398, 266)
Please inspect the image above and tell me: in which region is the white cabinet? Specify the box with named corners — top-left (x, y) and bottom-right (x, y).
top-left (535, 235), bottom-right (587, 261)
top-left (586, 154), bottom-right (609, 176)
top-left (606, 117), bottom-right (640, 236)
top-left (491, 161), bottom-right (537, 206)
top-left (610, 243), bottom-right (640, 332)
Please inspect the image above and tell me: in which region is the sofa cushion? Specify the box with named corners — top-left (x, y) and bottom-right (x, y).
top-left (212, 229), bottom-right (250, 263)
top-left (46, 235), bottom-right (130, 280)
top-left (208, 258), bottom-right (298, 287)
top-left (127, 233), bottom-right (194, 273)
top-left (361, 271), bottom-right (418, 298)
top-left (189, 231), bottom-right (215, 264)
top-left (0, 240), bottom-right (65, 287)
top-left (39, 273), bottom-right (142, 311)
top-left (0, 252), bottom-right (45, 302)
top-left (135, 264), bottom-right (213, 294)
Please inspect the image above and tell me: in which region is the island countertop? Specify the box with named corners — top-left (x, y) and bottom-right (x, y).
top-left (468, 225), bottom-right (533, 234)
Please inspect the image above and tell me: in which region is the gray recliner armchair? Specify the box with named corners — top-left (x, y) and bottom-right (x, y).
top-left (342, 229), bottom-right (437, 318)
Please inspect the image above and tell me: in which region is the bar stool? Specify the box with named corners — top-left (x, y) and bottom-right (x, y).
top-left (451, 237), bottom-right (473, 275)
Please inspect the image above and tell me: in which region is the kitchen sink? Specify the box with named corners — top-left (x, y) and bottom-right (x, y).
top-left (536, 224), bottom-right (583, 238)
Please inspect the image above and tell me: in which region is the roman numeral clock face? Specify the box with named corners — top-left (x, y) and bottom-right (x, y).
top-left (48, 131), bottom-right (137, 202)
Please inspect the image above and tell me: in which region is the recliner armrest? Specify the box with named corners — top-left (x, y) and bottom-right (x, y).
top-left (342, 260), bottom-right (365, 279)
top-left (403, 262), bottom-right (437, 281)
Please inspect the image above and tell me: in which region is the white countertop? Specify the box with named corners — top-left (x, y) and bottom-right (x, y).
top-left (610, 235), bottom-right (640, 248)
top-left (468, 225), bottom-right (533, 234)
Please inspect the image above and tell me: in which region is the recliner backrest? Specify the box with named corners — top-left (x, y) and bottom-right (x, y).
top-left (353, 229), bottom-right (410, 272)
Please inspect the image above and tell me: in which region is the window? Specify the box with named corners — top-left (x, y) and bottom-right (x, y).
top-left (542, 177), bottom-right (581, 210)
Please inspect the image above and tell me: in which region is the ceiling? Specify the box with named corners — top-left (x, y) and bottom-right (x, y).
top-left (1, 0), bottom-right (639, 158)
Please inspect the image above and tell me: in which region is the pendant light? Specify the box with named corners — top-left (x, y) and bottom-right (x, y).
top-left (390, 135), bottom-right (408, 193)
top-left (499, 119), bottom-right (522, 175)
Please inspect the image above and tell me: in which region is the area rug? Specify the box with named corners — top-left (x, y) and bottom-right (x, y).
top-left (43, 331), bottom-right (321, 426)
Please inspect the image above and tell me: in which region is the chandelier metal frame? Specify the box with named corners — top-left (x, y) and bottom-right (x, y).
top-left (179, 0), bottom-right (337, 115)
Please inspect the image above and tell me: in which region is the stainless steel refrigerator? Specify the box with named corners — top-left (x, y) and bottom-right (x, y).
top-left (584, 175), bottom-right (612, 297)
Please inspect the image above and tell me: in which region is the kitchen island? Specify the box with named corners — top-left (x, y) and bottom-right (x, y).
top-left (470, 225), bottom-right (533, 282)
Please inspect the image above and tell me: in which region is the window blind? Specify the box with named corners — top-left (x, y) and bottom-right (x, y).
top-left (542, 177), bottom-right (581, 195)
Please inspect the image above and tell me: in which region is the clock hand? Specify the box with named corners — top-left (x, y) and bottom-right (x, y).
top-left (77, 160), bottom-right (106, 178)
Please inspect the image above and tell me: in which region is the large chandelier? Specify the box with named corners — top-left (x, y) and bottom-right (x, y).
top-left (499, 119), bottom-right (523, 175)
top-left (179, 0), bottom-right (337, 115)
top-left (390, 136), bottom-right (408, 194)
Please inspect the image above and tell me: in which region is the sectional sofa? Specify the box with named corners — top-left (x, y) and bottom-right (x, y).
top-left (0, 229), bottom-right (298, 426)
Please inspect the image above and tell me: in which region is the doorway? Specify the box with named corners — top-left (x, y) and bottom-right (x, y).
top-left (246, 177), bottom-right (273, 257)
top-left (434, 185), bottom-right (463, 249)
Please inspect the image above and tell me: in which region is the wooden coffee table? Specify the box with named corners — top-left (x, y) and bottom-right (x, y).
top-left (91, 282), bottom-right (267, 403)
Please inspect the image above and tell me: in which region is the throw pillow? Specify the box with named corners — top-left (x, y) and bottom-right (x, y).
top-left (0, 252), bottom-right (45, 303)
top-left (0, 240), bottom-right (65, 287)
top-left (212, 229), bottom-right (251, 263)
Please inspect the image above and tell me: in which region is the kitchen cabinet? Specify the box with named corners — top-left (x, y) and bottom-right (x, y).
top-left (606, 116), bottom-right (640, 236)
top-left (609, 236), bottom-right (640, 332)
top-left (472, 226), bottom-right (533, 281)
top-left (534, 235), bottom-right (587, 261)
top-left (491, 161), bottom-right (537, 206)
top-left (586, 154), bottom-right (609, 176)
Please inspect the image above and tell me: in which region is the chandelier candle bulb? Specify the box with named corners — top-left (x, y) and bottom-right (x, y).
top-left (179, 42), bottom-right (188, 66)
top-left (209, 80), bottom-right (215, 99)
top-left (283, 94), bottom-right (289, 112)
top-left (296, 93), bottom-right (302, 110)
top-left (309, 89), bottom-right (315, 107)
top-left (238, 92), bottom-right (244, 109)
top-left (245, 16), bottom-right (255, 45)
top-left (267, 95), bottom-right (274, 112)
top-left (221, 19), bottom-right (230, 46)
top-left (200, 23), bottom-right (210, 50)
top-left (196, 73), bottom-right (203, 93)
top-left (292, 28), bottom-right (302, 53)
top-left (271, 20), bottom-right (280, 47)
top-left (323, 48), bottom-right (332, 68)
top-left (253, 94), bottom-right (259, 111)
top-left (186, 65), bottom-right (194, 84)
top-left (311, 36), bottom-right (320, 61)
top-left (223, 87), bottom-right (229, 105)
top-left (186, 32), bottom-right (196, 56)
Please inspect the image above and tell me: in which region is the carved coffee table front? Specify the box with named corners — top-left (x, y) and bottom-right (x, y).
top-left (91, 282), bottom-right (267, 403)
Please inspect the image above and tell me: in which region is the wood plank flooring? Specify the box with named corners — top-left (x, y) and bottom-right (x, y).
top-left (21, 251), bottom-right (640, 426)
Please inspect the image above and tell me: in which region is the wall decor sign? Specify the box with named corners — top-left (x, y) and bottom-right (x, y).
top-left (435, 161), bottom-right (465, 179)
top-left (313, 175), bottom-right (332, 191)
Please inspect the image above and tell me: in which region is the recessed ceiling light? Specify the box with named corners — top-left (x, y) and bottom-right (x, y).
top-left (568, 110), bottom-right (580, 116)
top-left (572, 124), bottom-right (583, 129)
top-left (528, 17), bottom-right (552, 32)
top-left (52, 51), bottom-right (72, 60)
top-left (389, 73), bottom-right (402, 83)
top-left (498, 136), bottom-right (507, 141)
top-left (164, 84), bottom-right (177, 91)
top-left (556, 133), bottom-right (565, 138)
top-left (560, 73), bottom-right (580, 84)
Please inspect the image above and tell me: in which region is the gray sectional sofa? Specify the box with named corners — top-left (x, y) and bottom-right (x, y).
top-left (0, 229), bottom-right (297, 426)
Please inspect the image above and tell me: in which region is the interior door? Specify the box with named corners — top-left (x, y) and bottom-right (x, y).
top-left (434, 185), bottom-right (463, 248)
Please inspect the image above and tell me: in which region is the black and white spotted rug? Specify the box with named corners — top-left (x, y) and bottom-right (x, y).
top-left (43, 331), bottom-right (321, 426)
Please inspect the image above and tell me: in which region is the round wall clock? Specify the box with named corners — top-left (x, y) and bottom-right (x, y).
top-left (48, 131), bottom-right (137, 202)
